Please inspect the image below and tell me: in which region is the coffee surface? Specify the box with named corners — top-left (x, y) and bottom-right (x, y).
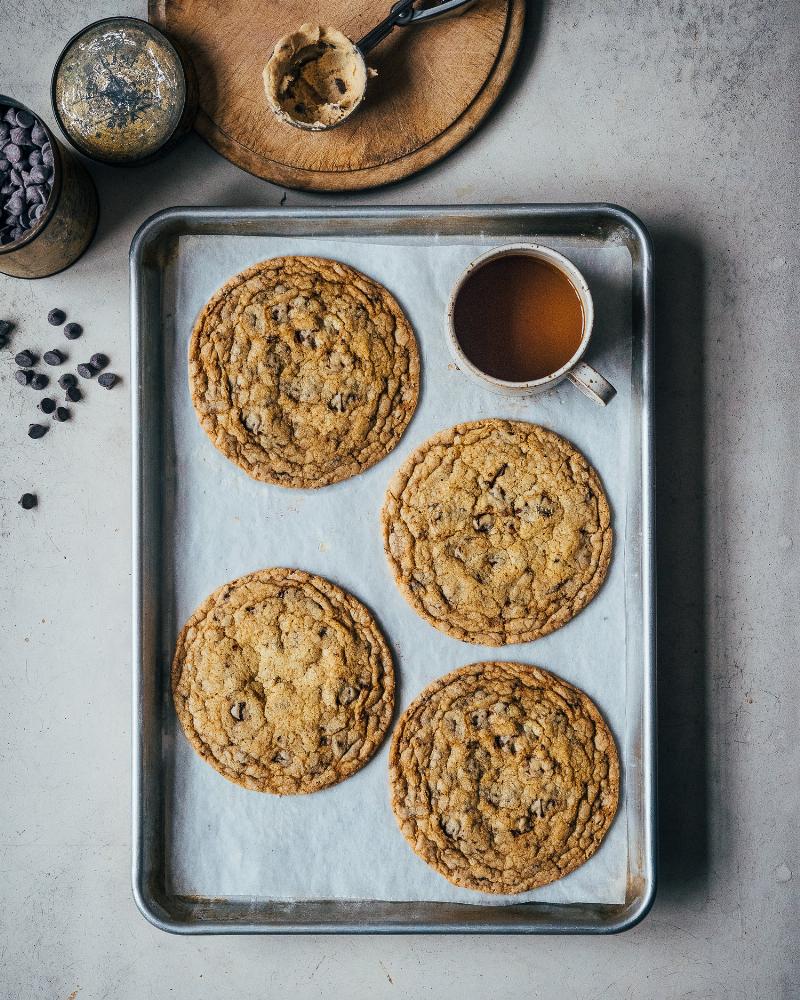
top-left (453, 254), bottom-right (584, 382)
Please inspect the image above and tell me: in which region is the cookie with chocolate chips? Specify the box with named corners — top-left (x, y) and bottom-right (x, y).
top-left (188, 256), bottom-right (419, 488)
top-left (389, 661), bottom-right (619, 893)
top-left (382, 419), bottom-right (612, 645)
top-left (172, 568), bottom-right (395, 794)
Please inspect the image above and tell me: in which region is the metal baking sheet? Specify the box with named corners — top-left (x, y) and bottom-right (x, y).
top-left (131, 204), bottom-right (656, 933)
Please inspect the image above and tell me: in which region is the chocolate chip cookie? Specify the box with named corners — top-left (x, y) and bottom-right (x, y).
top-left (172, 568), bottom-right (394, 794)
top-left (389, 662), bottom-right (619, 893)
top-left (382, 419), bottom-right (612, 645)
top-left (188, 256), bottom-right (419, 488)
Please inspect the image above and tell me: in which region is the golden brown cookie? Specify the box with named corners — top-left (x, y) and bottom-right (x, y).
top-left (189, 256), bottom-right (419, 488)
top-left (382, 419), bottom-right (612, 645)
top-left (389, 662), bottom-right (619, 893)
top-left (172, 568), bottom-right (394, 794)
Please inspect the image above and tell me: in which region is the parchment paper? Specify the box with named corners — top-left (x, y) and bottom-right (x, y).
top-left (163, 233), bottom-right (633, 905)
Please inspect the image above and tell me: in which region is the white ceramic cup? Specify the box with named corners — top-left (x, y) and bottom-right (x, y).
top-left (446, 243), bottom-right (616, 406)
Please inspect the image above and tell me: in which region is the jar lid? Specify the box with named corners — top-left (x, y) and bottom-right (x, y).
top-left (52, 17), bottom-right (186, 164)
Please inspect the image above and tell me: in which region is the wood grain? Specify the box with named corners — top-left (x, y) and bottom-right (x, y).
top-left (149, 0), bottom-right (525, 191)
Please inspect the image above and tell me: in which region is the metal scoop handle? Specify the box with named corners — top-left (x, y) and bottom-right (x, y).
top-left (357, 0), bottom-right (477, 55)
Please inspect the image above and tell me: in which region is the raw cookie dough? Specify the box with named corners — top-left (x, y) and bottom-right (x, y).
top-left (382, 419), bottom-right (612, 645)
top-left (389, 661), bottom-right (620, 893)
top-left (172, 568), bottom-right (395, 794)
top-left (188, 255), bottom-right (420, 488)
top-left (263, 24), bottom-right (368, 129)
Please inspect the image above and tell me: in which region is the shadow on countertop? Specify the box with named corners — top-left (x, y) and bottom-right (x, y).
top-left (651, 226), bottom-right (710, 902)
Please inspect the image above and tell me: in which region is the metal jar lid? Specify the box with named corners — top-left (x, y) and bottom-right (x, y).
top-left (51, 16), bottom-right (196, 165)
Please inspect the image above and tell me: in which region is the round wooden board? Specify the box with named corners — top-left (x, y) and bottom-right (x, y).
top-left (149, 0), bottom-right (525, 191)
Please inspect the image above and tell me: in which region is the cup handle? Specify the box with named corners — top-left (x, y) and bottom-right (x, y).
top-left (567, 361), bottom-right (616, 406)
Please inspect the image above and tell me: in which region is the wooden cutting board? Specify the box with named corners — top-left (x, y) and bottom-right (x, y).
top-left (148, 0), bottom-right (525, 191)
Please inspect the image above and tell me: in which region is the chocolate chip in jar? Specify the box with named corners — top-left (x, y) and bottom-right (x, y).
top-left (3, 143), bottom-right (22, 165)
top-left (13, 109), bottom-right (35, 129)
top-left (9, 126), bottom-right (33, 148)
top-left (0, 99), bottom-right (97, 278)
top-left (0, 102), bottom-right (59, 253)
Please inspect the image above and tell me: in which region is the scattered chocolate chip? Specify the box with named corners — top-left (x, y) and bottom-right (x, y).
top-left (30, 372), bottom-right (48, 390)
top-left (18, 492), bottom-right (37, 509)
top-left (47, 308), bottom-right (66, 326)
top-left (63, 322), bottom-right (82, 340)
top-left (89, 352), bottom-right (108, 370)
top-left (97, 372), bottom-right (118, 389)
top-left (14, 368), bottom-right (32, 386)
top-left (53, 406), bottom-right (70, 422)
top-left (0, 319), bottom-right (12, 339)
top-left (65, 385), bottom-right (82, 402)
top-left (28, 423), bottom-right (47, 438)
top-left (58, 372), bottom-right (77, 389)
top-left (43, 349), bottom-right (64, 365)
top-left (14, 349), bottom-right (37, 367)
top-left (38, 397), bottom-right (56, 414)
top-left (77, 362), bottom-right (96, 379)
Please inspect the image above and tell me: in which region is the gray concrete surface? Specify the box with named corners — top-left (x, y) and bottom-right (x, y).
top-left (1, 1), bottom-right (798, 997)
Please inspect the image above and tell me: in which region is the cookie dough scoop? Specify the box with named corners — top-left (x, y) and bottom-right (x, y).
top-left (263, 0), bottom-right (478, 131)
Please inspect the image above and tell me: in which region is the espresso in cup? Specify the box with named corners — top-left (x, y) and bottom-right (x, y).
top-left (453, 252), bottom-right (585, 381)
top-left (447, 244), bottom-right (615, 405)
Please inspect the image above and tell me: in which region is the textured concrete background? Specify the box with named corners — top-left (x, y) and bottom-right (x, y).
top-left (1, 1), bottom-right (798, 997)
